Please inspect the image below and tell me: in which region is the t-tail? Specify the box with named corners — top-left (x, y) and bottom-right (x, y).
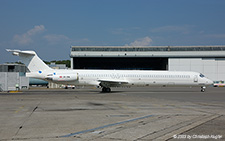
top-left (6, 49), bottom-right (53, 79)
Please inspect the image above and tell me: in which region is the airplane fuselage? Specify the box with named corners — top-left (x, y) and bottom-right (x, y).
top-left (28, 69), bottom-right (213, 88)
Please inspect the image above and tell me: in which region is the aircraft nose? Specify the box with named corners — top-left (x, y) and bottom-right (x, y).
top-left (206, 79), bottom-right (214, 85)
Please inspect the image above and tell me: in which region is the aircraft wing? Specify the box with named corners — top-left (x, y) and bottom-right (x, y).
top-left (98, 79), bottom-right (129, 87)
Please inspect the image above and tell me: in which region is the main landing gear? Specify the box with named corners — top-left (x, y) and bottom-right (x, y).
top-left (102, 87), bottom-right (111, 93)
top-left (201, 86), bottom-right (206, 92)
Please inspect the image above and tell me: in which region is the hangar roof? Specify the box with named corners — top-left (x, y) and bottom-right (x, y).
top-left (71, 46), bottom-right (225, 52)
top-left (70, 46), bottom-right (225, 58)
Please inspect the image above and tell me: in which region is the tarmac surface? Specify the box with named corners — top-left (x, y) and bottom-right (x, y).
top-left (0, 86), bottom-right (224, 141)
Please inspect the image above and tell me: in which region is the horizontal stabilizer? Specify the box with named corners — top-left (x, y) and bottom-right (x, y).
top-left (6, 49), bottom-right (36, 56)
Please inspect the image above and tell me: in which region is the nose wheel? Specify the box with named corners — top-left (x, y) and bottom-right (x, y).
top-left (201, 86), bottom-right (206, 92)
top-left (102, 87), bottom-right (111, 93)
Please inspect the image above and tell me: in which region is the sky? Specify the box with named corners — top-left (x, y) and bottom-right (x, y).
top-left (1, 0), bottom-right (225, 63)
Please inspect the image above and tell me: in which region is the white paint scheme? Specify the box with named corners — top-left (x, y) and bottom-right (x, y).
top-left (7, 49), bottom-right (213, 92)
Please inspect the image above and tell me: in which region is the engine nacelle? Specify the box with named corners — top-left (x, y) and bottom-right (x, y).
top-left (47, 73), bottom-right (78, 82)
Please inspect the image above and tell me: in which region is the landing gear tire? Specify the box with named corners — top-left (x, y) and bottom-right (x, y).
top-left (201, 86), bottom-right (206, 92)
top-left (102, 87), bottom-right (111, 93)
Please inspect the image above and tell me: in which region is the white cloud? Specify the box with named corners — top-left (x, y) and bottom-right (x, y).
top-left (13, 25), bottom-right (45, 46)
top-left (27, 25), bottom-right (45, 35)
top-left (127, 36), bottom-right (152, 46)
top-left (13, 34), bottom-right (33, 45)
top-left (44, 34), bottom-right (70, 44)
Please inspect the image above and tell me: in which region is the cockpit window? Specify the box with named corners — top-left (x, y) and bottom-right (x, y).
top-left (199, 74), bottom-right (205, 78)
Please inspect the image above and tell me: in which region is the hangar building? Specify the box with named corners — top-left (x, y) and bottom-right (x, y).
top-left (70, 46), bottom-right (225, 82)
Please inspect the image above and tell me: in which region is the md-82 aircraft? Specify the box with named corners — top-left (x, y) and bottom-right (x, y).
top-left (7, 49), bottom-right (213, 92)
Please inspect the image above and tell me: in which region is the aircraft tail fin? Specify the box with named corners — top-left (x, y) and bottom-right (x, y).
top-left (6, 49), bottom-right (52, 72)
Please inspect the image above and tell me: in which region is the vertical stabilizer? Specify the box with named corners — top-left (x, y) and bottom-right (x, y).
top-left (6, 49), bottom-right (52, 72)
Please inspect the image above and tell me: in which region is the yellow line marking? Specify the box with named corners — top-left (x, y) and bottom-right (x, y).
top-left (15, 106), bottom-right (24, 113)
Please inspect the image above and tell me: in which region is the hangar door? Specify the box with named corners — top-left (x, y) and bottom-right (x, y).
top-left (73, 57), bottom-right (168, 70)
top-left (169, 58), bottom-right (225, 81)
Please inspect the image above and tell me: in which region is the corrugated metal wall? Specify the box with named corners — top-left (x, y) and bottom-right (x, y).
top-left (169, 58), bottom-right (225, 81)
top-left (0, 72), bottom-right (29, 91)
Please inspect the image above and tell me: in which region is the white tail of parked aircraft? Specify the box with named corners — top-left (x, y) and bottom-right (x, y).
top-left (7, 49), bottom-right (213, 92)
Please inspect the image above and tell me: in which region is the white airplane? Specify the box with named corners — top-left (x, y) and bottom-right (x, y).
top-left (7, 49), bottom-right (213, 92)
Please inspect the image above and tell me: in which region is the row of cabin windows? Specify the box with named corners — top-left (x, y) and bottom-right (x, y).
top-left (79, 74), bottom-right (190, 78)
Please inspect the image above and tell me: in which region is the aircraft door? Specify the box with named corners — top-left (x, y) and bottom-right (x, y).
top-left (194, 75), bottom-right (198, 82)
top-left (77, 73), bottom-right (79, 80)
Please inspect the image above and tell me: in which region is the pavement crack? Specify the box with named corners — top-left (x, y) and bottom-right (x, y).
top-left (14, 102), bottom-right (41, 137)
top-left (32, 106), bottom-right (38, 112)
